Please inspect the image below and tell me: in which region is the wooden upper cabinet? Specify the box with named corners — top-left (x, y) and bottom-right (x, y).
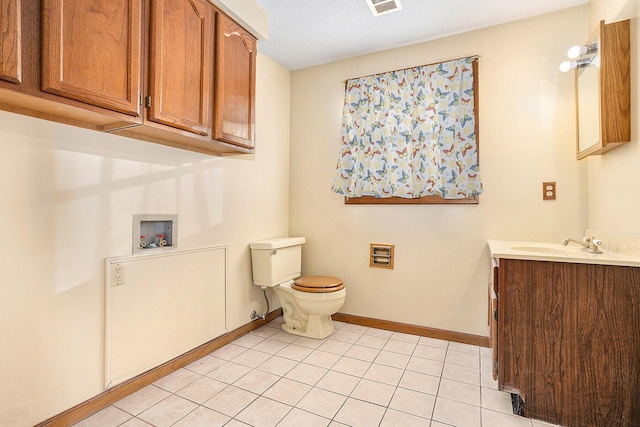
top-left (0, 0), bottom-right (21, 84)
top-left (214, 12), bottom-right (256, 149)
top-left (147, 0), bottom-right (212, 136)
top-left (41, 0), bottom-right (143, 117)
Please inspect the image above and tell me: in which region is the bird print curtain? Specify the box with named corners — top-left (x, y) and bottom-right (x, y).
top-left (332, 57), bottom-right (483, 199)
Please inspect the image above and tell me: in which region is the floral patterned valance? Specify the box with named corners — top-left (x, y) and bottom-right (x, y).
top-left (331, 57), bottom-right (483, 199)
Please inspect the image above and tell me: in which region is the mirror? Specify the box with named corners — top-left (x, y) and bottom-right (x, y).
top-left (575, 20), bottom-right (630, 160)
top-left (576, 33), bottom-right (600, 155)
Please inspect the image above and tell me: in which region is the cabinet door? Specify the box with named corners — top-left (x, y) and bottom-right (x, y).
top-left (213, 12), bottom-right (256, 149)
top-left (41, 0), bottom-right (142, 116)
top-left (0, 0), bottom-right (21, 84)
top-left (147, 0), bottom-right (212, 136)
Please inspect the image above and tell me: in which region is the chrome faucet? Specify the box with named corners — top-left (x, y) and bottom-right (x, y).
top-left (562, 236), bottom-right (603, 254)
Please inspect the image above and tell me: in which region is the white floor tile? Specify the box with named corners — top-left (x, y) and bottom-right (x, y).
top-left (448, 342), bottom-right (480, 356)
top-left (317, 339), bottom-right (353, 355)
top-left (230, 348), bottom-right (272, 368)
top-left (277, 343), bottom-right (315, 361)
top-left (235, 396), bottom-right (291, 427)
top-left (262, 377), bottom-right (312, 406)
top-left (364, 328), bottom-right (394, 339)
top-left (355, 334), bottom-right (389, 349)
top-left (233, 369), bottom-right (280, 394)
top-left (175, 377), bottom-right (227, 404)
top-left (344, 344), bottom-right (381, 362)
top-left (407, 355), bottom-right (444, 377)
top-left (137, 395), bottom-right (198, 427)
top-left (413, 344), bottom-right (447, 362)
top-left (74, 319), bottom-right (517, 427)
top-left (202, 385), bottom-right (258, 417)
top-left (315, 370), bottom-right (361, 396)
top-left (206, 362), bottom-right (252, 384)
top-left (277, 408), bottom-right (331, 427)
top-left (334, 397), bottom-right (386, 427)
top-left (383, 339), bottom-right (417, 355)
top-left (398, 370), bottom-right (440, 395)
top-left (184, 355), bottom-right (226, 375)
top-left (374, 350), bottom-right (411, 369)
top-left (331, 329), bottom-right (364, 343)
top-left (445, 349), bottom-right (480, 369)
top-left (482, 408), bottom-right (533, 426)
top-left (432, 397), bottom-right (482, 427)
top-left (296, 387), bottom-right (348, 419)
top-left (284, 362), bottom-right (328, 385)
top-left (152, 368), bottom-right (201, 393)
top-left (233, 333), bottom-right (266, 348)
top-left (332, 356), bottom-right (372, 377)
top-left (251, 338), bottom-right (289, 354)
top-left (113, 385), bottom-right (171, 415)
top-left (74, 406), bottom-right (132, 426)
top-left (380, 408), bottom-right (431, 426)
top-left (340, 323), bottom-right (369, 334)
top-left (303, 349), bottom-right (342, 369)
top-left (418, 336), bottom-right (449, 349)
top-left (120, 418), bottom-right (153, 427)
top-left (441, 362), bottom-right (480, 386)
top-left (350, 378), bottom-right (396, 406)
top-left (171, 406), bottom-right (230, 427)
top-left (437, 378), bottom-right (481, 407)
top-left (256, 355), bottom-right (298, 376)
top-left (388, 387), bottom-right (436, 419)
top-left (211, 343), bottom-right (247, 360)
top-left (363, 363), bottom-right (404, 386)
top-left (390, 331), bottom-right (421, 344)
top-left (481, 387), bottom-right (515, 414)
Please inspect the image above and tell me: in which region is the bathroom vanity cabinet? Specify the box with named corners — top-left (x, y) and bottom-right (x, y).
top-left (492, 258), bottom-right (640, 427)
top-left (0, 0), bottom-right (257, 155)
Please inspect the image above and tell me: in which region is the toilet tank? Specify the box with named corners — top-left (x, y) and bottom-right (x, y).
top-left (249, 237), bottom-right (306, 287)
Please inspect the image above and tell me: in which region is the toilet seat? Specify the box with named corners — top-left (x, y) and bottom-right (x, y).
top-left (292, 276), bottom-right (344, 293)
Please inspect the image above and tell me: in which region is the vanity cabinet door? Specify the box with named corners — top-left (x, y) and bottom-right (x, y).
top-left (0, 0), bottom-right (21, 84)
top-left (498, 259), bottom-right (640, 427)
top-left (147, 0), bottom-right (213, 136)
top-left (213, 12), bottom-right (256, 149)
top-left (41, 0), bottom-right (143, 117)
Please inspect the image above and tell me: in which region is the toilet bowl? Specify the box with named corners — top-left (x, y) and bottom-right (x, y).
top-left (273, 276), bottom-right (346, 339)
top-left (249, 238), bottom-right (346, 339)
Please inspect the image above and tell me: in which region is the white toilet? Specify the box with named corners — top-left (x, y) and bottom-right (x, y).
top-left (250, 237), bottom-right (346, 339)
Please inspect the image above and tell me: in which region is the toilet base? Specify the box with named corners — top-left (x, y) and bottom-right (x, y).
top-left (281, 314), bottom-right (334, 339)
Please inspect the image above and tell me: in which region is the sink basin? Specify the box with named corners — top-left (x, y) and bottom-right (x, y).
top-left (488, 239), bottom-right (640, 267)
top-left (510, 245), bottom-right (583, 256)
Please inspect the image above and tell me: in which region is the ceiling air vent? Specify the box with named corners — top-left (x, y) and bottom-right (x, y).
top-left (366, 0), bottom-right (402, 17)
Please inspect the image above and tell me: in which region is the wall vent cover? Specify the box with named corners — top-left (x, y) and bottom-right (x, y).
top-left (366, 0), bottom-right (402, 17)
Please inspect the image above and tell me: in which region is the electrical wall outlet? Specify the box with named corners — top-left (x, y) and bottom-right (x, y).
top-left (543, 182), bottom-right (556, 200)
top-left (112, 263), bottom-right (125, 287)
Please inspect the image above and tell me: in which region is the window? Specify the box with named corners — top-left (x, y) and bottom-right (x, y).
top-left (331, 57), bottom-right (482, 205)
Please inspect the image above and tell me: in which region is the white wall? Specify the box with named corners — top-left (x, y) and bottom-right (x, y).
top-left (289, 6), bottom-right (589, 336)
top-left (0, 53), bottom-right (290, 426)
top-left (587, 0), bottom-right (640, 233)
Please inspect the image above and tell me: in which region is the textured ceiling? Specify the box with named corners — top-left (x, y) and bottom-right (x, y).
top-left (253, 0), bottom-right (589, 70)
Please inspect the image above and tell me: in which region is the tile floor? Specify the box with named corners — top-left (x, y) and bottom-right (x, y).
top-left (75, 317), bottom-right (561, 427)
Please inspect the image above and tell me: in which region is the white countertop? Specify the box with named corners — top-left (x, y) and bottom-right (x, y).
top-left (488, 239), bottom-right (640, 267)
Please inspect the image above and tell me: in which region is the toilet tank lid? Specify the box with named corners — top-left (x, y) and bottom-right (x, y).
top-left (250, 237), bottom-right (306, 250)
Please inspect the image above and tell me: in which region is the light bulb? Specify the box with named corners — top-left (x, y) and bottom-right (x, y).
top-left (567, 45), bottom-right (585, 59)
top-left (559, 61), bottom-right (574, 73)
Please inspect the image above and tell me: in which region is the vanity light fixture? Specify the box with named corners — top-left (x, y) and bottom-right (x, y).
top-left (559, 42), bottom-right (599, 73)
